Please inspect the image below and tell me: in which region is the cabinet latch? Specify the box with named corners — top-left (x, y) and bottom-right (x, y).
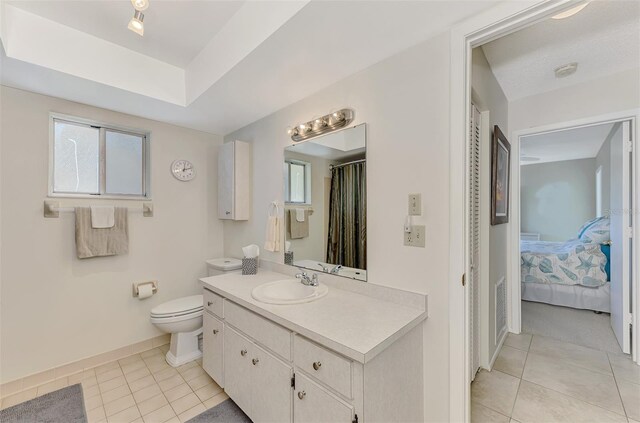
top-left (291, 374), bottom-right (295, 389)
top-left (352, 414), bottom-right (358, 423)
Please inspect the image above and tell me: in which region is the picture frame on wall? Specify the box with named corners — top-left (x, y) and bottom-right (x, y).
top-left (491, 125), bottom-right (510, 225)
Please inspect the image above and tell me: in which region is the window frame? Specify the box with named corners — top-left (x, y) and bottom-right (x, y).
top-left (48, 113), bottom-right (152, 200)
top-left (284, 159), bottom-right (311, 205)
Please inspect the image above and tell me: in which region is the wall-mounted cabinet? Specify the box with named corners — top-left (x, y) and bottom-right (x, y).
top-left (218, 140), bottom-right (250, 220)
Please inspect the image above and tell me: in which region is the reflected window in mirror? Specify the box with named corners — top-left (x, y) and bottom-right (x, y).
top-left (283, 123), bottom-right (367, 282)
top-left (284, 160), bottom-right (311, 204)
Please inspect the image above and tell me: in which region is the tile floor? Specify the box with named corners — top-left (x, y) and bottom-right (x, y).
top-left (0, 344), bottom-right (229, 423)
top-left (472, 332), bottom-right (640, 423)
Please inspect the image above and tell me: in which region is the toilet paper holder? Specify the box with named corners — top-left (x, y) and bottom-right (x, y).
top-left (132, 280), bottom-right (158, 297)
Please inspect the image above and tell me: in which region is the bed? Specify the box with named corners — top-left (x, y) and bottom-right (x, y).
top-left (521, 217), bottom-right (611, 312)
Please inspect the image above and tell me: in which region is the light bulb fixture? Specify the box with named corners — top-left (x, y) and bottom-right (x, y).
top-left (128, 10), bottom-right (144, 36)
top-left (551, 2), bottom-right (590, 19)
top-left (131, 0), bottom-right (149, 11)
top-left (288, 108), bottom-right (354, 142)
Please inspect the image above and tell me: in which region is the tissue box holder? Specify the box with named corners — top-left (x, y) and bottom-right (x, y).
top-left (242, 257), bottom-right (258, 275)
top-left (284, 251), bottom-right (294, 265)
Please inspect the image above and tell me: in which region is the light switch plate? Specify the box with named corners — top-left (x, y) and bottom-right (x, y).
top-left (408, 194), bottom-right (422, 216)
top-left (404, 225), bottom-right (425, 247)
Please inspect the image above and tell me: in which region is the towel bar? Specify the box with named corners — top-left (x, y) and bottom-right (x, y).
top-left (44, 200), bottom-right (153, 218)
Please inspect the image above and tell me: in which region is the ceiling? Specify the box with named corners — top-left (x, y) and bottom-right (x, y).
top-left (0, 1), bottom-right (499, 135)
top-left (6, 0), bottom-right (244, 67)
top-left (520, 122), bottom-right (615, 165)
top-left (481, 0), bottom-right (640, 101)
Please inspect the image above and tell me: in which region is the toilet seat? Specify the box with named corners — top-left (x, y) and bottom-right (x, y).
top-left (150, 295), bottom-right (203, 321)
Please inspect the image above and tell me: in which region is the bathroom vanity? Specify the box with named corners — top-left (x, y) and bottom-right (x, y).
top-left (200, 269), bottom-right (427, 423)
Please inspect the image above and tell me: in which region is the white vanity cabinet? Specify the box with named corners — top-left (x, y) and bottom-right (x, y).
top-left (201, 283), bottom-right (425, 423)
top-left (218, 140), bottom-right (250, 220)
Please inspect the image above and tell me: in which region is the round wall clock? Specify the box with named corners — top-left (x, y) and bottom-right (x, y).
top-left (171, 159), bottom-right (196, 181)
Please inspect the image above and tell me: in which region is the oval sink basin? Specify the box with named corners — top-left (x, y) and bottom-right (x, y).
top-left (251, 279), bottom-right (329, 305)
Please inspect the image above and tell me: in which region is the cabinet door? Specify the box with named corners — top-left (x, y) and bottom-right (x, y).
top-left (251, 344), bottom-right (293, 423)
top-left (202, 312), bottom-right (224, 387)
top-left (218, 142), bottom-right (234, 219)
top-left (294, 373), bottom-right (353, 423)
top-left (223, 327), bottom-right (252, 415)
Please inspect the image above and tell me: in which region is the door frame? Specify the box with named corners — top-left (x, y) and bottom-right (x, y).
top-left (448, 1), bottom-right (628, 421)
top-left (509, 110), bottom-right (640, 353)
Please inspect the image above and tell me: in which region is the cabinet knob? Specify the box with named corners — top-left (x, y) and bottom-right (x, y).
top-left (252, 358), bottom-right (259, 366)
top-left (240, 349), bottom-right (247, 357)
top-left (313, 361), bottom-right (322, 371)
top-left (207, 301), bottom-right (213, 306)
top-left (297, 391), bottom-right (306, 400)
top-left (213, 329), bottom-right (219, 335)
top-left (225, 211), bottom-right (231, 215)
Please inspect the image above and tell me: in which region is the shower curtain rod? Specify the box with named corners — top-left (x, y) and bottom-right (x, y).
top-left (330, 158), bottom-right (366, 170)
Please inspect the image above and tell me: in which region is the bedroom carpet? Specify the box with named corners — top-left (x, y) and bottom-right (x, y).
top-left (521, 300), bottom-right (622, 354)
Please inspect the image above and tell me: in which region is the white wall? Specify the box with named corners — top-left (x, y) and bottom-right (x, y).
top-left (509, 67), bottom-right (640, 133)
top-left (223, 33), bottom-right (451, 421)
top-left (471, 47), bottom-right (509, 364)
top-left (521, 158), bottom-right (596, 241)
top-left (0, 86), bottom-right (223, 383)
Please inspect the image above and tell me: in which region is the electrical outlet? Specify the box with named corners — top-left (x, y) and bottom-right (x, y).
top-left (404, 225), bottom-right (425, 247)
top-left (408, 194), bottom-right (422, 216)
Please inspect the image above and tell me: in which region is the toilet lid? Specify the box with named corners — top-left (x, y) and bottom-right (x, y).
top-left (151, 295), bottom-right (203, 317)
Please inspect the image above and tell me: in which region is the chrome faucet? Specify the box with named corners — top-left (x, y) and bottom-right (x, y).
top-left (295, 271), bottom-right (319, 287)
top-left (317, 263), bottom-right (329, 272)
top-left (330, 265), bottom-right (343, 274)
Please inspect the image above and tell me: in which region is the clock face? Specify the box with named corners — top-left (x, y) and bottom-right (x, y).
top-left (171, 159), bottom-right (196, 181)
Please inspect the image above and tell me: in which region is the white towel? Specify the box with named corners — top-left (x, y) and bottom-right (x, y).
top-left (295, 208), bottom-right (305, 222)
top-left (91, 206), bottom-right (115, 228)
top-left (263, 216), bottom-right (281, 252)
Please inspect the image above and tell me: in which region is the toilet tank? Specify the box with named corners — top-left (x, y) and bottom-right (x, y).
top-left (206, 258), bottom-right (242, 276)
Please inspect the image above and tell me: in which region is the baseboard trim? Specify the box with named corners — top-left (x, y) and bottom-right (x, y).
top-left (0, 334), bottom-right (170, 399)
top-left (487, 329), bottom-right (508, 371)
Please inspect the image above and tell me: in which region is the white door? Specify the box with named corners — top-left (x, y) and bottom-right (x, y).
top-left (251, 343), bottom-right (292, 423)
top-left (223, 327), bottom-right (253, 415)
top-left (218, 142), bottom-right (235, 219)
top-left (202, 313), bottom-right (224, 387)
top-left (610, 120), bottom-right (632, 354)
top-left (469, 104), bottom-right (481, 379)
top-left (294, 373), bottom-right (354, 423)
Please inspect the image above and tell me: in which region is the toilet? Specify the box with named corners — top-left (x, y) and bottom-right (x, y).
top-left (151, 258), bottom-right (242, 367)
top-left (150, 295), bottom-right (204, 367)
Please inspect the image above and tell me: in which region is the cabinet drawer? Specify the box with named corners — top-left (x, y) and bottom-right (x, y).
top-left (225, 301), bottom-right (291, 360)
top-left (294, 336), bottom-right (352, 398)
top-left (294, 373), bottom-right (354, 423)
top-left (202, 313), bottom-right (224, 387)
top-left (204, 289), bottom-right (224, 317)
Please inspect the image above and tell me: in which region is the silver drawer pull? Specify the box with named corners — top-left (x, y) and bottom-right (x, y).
top-left (213, 329), bottom-right (219, 335)
top-left (240, 349), bottom-right (247, 356)
top-left (252, 358), bottom-right (259, 365)
top-left (313, 361), bottom-right (322, 371)
top-left (297, 391), bottom-right (306, 400)
top-left (207, 301), bottom-right (213, 306)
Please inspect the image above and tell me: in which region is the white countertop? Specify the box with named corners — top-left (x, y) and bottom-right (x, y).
top-left (200, 271), bottom-right (427, 363)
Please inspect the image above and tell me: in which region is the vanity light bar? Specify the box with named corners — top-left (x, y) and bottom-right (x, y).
top-left (288, 109), bottom-right (354, 142)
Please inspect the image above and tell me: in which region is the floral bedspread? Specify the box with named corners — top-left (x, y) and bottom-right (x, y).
top-left (521, 239), bottom-right (608, 287)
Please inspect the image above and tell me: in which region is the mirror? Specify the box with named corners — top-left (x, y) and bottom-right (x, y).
top-left (283, 124), bottom-right (367, 281)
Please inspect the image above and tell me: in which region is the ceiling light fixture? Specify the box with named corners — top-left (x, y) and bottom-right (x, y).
top-left (131, 0), bottom-right (149, 11)
top-left (551, 2), bottom-right (590, 20)
top-left (287, 109), bottom-right (354, 142)
top-left (128, 10), bottom-right (145, 36)
top-left (554, 62), bottom-right (578, 78)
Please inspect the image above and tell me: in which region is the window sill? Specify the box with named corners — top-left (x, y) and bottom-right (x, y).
top-left (47, 193), bottom-right (151, 201)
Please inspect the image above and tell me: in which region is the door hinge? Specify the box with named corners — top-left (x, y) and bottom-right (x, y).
top-left (626, 140), bottom-right (633, 152)
top-left (291, 374), bottom-right (295, 389)
top-left (462, 273), bottom-right (466, 287)
top-left (352, 414), bottom-right (358, 423)
top-left (626, 227), bottom-right (633, 238)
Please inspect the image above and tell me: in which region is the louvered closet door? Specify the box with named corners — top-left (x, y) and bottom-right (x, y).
top-left (469, 104), bottom-right (481, 380)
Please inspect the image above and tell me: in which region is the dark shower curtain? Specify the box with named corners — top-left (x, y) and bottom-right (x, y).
top-left (326, 161), bottom-right (366, 269)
